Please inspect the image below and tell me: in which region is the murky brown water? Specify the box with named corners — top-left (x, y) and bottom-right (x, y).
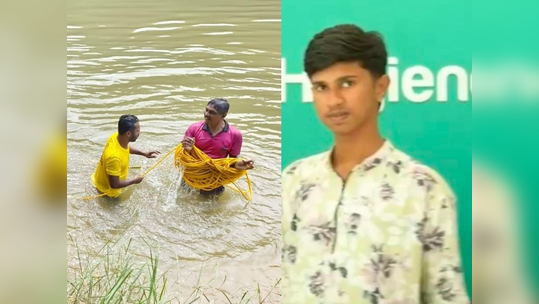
top-left (67, 0), bottom-right (281, 301)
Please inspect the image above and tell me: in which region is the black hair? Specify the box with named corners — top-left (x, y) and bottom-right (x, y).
top-left (304, 24), bottom-right (388, 78)
top-left (207, 98), bottom-right (230, 115)
top-left (118, 115), bottom-right (139, 135)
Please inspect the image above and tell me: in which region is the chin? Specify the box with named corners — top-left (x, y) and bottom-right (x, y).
top-left (332, 131), bottom-right (354, 137)
top-left (327, 124), bottom-right (353, 136)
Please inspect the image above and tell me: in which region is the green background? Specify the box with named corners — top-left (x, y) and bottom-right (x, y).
top-left (473, 0), bottom-right (539, 297)
top-left (282, 0), bottom-right (472, 295)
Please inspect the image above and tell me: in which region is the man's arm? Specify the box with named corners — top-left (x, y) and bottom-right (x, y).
top-left (230, 131), bottom-right (254, 170)
top-left (130, 146), bottom-right (161, 158)
top-left (181, 137), bottom-right (195, 155)
top-left (105, 157), bottom-right (144, 189)
top-left (181, 125), bottom-right (196, 155)
top-left (420, 170), bottom-right (470, 303)
top-left (230, 130), bottom-right (243, 158)
top-left (281, 161), bottom-right (304, 302)
top-left (108, 175), bottom-right (144, 189)
top-left (233, 159), bottom-right (254, 170)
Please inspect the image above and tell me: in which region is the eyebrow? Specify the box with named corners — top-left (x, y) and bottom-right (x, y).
top-left (312, 75), bottom-right (359, 86)
top-left (338, 75), bottom-right (359, 81)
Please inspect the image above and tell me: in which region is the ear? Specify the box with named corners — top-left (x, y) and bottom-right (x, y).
top-left (222, 113), bottom-right (228, 119)
top-left (375, 74), bottom-right (391, 103)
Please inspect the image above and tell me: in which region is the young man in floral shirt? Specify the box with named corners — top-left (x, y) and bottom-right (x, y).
top-left (282, 24), bottom-right (470, 304)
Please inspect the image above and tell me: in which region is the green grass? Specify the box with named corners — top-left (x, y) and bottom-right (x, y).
top-left (68, 238), bottom-right (168, 304)
top-left (67, 237), bottom-right (281, 303)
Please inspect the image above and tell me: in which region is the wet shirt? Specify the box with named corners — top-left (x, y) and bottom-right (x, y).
top-left (282, 141), bottom-right (469, 304)
top-left (92, 132), bottom-right (130, 198)
top-left (184, 121), bottom-right (243, 159)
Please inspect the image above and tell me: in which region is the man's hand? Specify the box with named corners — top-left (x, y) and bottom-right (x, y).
top-left (131, 176), bottom-right (144, 185)
top-left (234, 159), bottom-right (254, 171)
top-left (130, 146), bottom-right (160, 158)
top-left (181, 137), bottom-right (195, 153)
top-left (144, 150), bottom-right (161, 159)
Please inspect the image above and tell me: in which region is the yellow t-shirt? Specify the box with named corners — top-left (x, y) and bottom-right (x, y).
top-left (92, 133), bottom-right (130, 198)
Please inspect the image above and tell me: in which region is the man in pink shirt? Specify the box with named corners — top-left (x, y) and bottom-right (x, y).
top-left (182, 98), bottom-right (254, 196)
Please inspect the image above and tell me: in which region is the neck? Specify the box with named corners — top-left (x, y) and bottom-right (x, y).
top-left (332, 121), bottom-right (384, 178)
top-left (117, 134), bottom-right (130, 149)
top-left (208, 120), bottom-right (225, 134)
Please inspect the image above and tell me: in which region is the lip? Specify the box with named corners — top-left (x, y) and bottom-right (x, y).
top-left (327, 112), bottom-right (350, 118)
top-left (326, 112), bottom-right (350, 124)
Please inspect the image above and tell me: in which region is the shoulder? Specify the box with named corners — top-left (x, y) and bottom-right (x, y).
top-left (104, 153), bottom-right (123, 165)
top-left (189, 121), bottom-right (205, 130)
top-left (282, 152), bottom-right (330, 203)
top-left (283, 152), bottom-right (329, 178)
top-left (228, 124), bottom-right (243, 138)
top-left (104, 133), bottom-right (119, 153)
top-left (185, 121), bottom-right (205, 136)
top-left (394, 148), bottom-right (454, 197)
top-left (105, 132), bottom-right (118, 146)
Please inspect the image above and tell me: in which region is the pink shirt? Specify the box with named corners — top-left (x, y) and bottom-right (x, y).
top-left (184, 121), bottom-right (243, 159)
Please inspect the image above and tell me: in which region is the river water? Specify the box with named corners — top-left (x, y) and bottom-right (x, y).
top-left (67, 0), bottom-right (281, 301)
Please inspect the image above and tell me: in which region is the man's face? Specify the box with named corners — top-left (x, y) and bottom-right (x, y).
top-left (128, 122), bottom-right (140, 142)
top-left (311, 62), bottom-right (389, 136)
top-left (204, 104), bottom-right (225, 125)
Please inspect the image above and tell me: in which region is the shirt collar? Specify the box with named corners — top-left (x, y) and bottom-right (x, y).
top-left (324, 140), bottom-right (395, 174)
top-left (202, 120), bottom-right (230, 133)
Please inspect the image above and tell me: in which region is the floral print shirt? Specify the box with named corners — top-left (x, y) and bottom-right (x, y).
top-left (282, 141), bottom-right (470, 304)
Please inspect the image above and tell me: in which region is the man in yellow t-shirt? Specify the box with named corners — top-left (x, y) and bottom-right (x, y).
top-left (92, 115), bottom-right (160, 198)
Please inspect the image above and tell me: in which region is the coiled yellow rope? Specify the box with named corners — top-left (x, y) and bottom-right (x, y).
top-left (76, 144), bottom-right (252, 201)
top-left (174, 144), bottom-right (252, 201)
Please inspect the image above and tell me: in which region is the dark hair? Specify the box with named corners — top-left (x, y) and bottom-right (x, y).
top-left (304, 24), bottom-right (388, 78)
top-left (118, 115), bottom-right (139, 135)
top-left (207, 98), bottom-right (230, 115)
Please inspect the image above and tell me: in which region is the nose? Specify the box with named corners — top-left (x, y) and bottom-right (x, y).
top-left (328, 87), bottom-right (345, 107)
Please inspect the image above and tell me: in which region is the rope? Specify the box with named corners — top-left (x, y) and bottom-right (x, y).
top-left (75, 144), bottom-right (252, 201)
top-left (174, 144), bottom-right (253, 201)
top-left (141, 147), bottom-right (177, 178)
top-left (79, 146), bottom-right (178, 201)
